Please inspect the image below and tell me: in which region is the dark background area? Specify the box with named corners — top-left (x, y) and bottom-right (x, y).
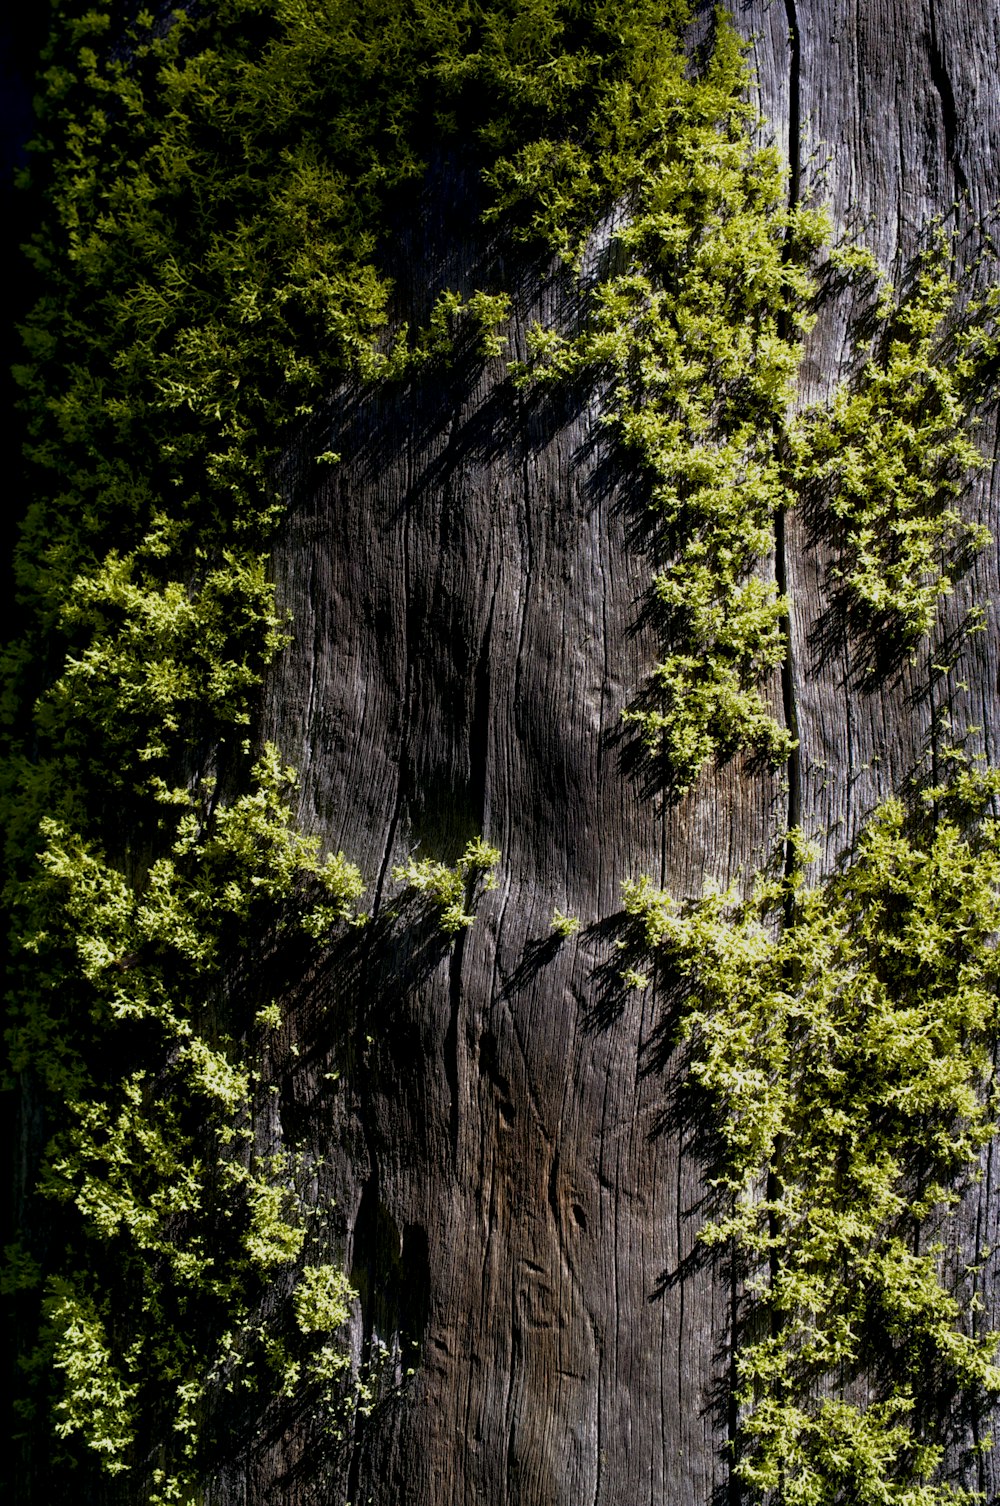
top-left (1, 8), bottom-right (46, 1480)
top-left (1, 8), bottom-right (48, 603)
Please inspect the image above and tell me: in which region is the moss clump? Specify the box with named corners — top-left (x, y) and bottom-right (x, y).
top-left (791, 233), bottom-right (994, 640)
top-left (7, 749), bottom-right (365, 1502)
top-left (513, 10), bottom-right (823, 789)
top-left (623, 761), bottom-right (1000, 1503)
top-left (392, 836), bottom-right (501, 937)
top-left (515, 89), bottom-right (997, 793)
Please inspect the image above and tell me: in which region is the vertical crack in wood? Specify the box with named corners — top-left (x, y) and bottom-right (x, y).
top-left (471, 595), bottom-right (496, 833)
top-left (779, 0), bottom-right (803, 880)
top-left (727, 1246), bottom-right (741, 1506)
top-left (346, 1175), bottom-right (379, 1503)
top-left (447, 931), bottom-right (465, 1164)
top-left (504, 1262), bottom-right (520, 1501)
top-left (374, 424), bottom-right (416, 912)
top-left (971, 1039), bottom-right (999, 1497)
top-left (928, 0), bottom-right (969, 201)
top-left (749, 11), bottom-right (805, 1504)
top-left (775, 509), bottom-right (800, 864)
top-left (674, 1131), bottom-right (685, 1478)
top-left (304, 550), bottom-right (320, 809)
top-left (513, 386), bottom-right (534, 755)
top-left (783, 0), bottom-right (801, 199)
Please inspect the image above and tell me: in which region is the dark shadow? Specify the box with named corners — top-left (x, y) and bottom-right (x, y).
top-left (800, 484), bottom-right (988, 694)
top-left (240, 102), bottom-right (1000, 1506)
top-left (350, 1189), bottom-right (431, 1355)
top-left (499, 932), bottom-right (562, 997)
top-left (576, 754), bottom-right (1000, 1505)
top-left (560, 213), bottom-right (1000, 806)
top-left (576, 911), bottom-right (644, 1033)
top-left (177, 886), bottom-right (464, 1504)
top-left (578, 905), bottom-right (733, 1307)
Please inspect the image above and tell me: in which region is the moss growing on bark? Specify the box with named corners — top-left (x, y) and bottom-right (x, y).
top-left (6, 0), bottom-right (999, 1499)
top-left (623, 760), bottom-right (1000, 1502)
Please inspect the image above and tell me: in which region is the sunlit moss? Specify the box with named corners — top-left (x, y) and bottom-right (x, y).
top-left (623, 760), bottom-right (1000, 1502)
top-left (7, 0), bottom-right (1000, 1498)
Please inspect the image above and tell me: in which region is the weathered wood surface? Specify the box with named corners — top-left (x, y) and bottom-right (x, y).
top-left (243, 3), bottom-right (1000, 1502)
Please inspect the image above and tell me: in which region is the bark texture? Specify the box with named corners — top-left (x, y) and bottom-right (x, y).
top-left (231, 3), bottom-right (1000, 1502)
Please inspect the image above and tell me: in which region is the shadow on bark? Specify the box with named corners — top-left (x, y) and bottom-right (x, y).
top-left (187, 899), bottom-right (460, 1504)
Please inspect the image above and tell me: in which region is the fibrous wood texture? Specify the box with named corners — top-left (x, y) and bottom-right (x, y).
top-left (241, 3), bottom-right (1000, 1503)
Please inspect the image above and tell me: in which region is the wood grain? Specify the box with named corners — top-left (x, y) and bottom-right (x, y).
top-left (242, 4), bottom-right (1000, 1502)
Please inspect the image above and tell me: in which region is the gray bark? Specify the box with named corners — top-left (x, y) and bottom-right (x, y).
top-left (237, 3), bottom-right (1000, 1502)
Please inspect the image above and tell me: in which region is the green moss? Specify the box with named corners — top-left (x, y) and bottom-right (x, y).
top-left (513, 97), bottom-right (996, 792)
top-left (7, 750), bottom-right (364, 1501)
top-left (791, 233), bottom-right (993, 640)
top-left (392, 837), bottom-right (501, 937)
top-left (7, 0), bottom-right (1000, 1497)
top-left (6, 1), bottom-right (716, 1491)
top-left (623, 761), bottom-right (1000, 1502)
top-left (510, 9), bottom-right (819, 789)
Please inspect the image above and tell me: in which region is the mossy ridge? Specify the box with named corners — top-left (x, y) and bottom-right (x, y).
top-left (623, 761), bottom-right (1000, 1502)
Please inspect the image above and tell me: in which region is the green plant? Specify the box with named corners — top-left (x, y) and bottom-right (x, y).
top-left (622, 762), bottom-right (1000, 1503)
top-left (790, 233), bottom-right (993, 639)
top-left (420, 288), bottom-right (513, 359)
top-left (512, 75), bottom-right (996, 792)
top-left (6, 748), bottom-right (364, 1501)
top-left (510, 10), bottom-right (822, 790)
top-left (6, 0), bottom-right (591, 1483)
top-left (550, 908), bottom-right (581, 938)
top-left (8, 0), bottom-right (999, 1495)
top-left (392, 837), bottom-right (501, 937)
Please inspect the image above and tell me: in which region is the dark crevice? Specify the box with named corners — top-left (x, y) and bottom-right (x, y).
top-left (779, 0), bottom-right (802, 893)
top-left (747, 12), bottom-right (802, 1502)
top-left (346, 1164), bottom-right (380, 1505)
top-left (727, 1250), bottom-right (741, 1506)
top-left (470, 594), bottom-right (496, 830)
top-left (513, 386), bottom-right (534, 749)
top-left (479, 1029), bottom-right (515, 1123)
top-left (446, 930), bottom-right (465, 1162)
top-left (374, 438), bottom-right (417, 913)
top-left (783, 0), bottom-right (801, 207)
top-left (928, 0), bottom-right (969, 200)
top-left (776, 509), bottom-right (801, 871)
top-left (547, 1147), bottom-right (562, 1231)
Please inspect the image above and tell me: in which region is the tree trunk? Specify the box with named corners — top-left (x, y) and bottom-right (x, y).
top-left (8, 2), bottom-right (1000, 1503)
top-left (241, 4), bottom-right (1000, 1504)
